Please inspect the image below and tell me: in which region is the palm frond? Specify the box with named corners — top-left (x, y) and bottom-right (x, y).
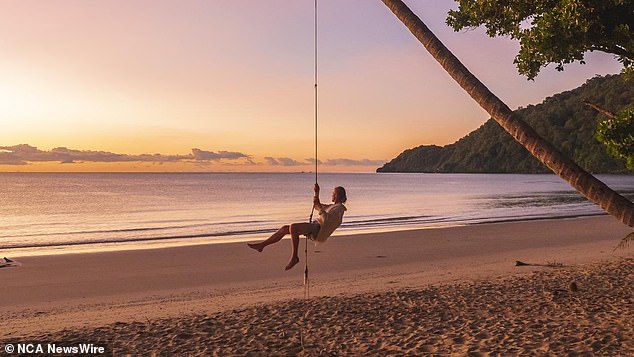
top-left (615, 231), bottom-right (634, 250)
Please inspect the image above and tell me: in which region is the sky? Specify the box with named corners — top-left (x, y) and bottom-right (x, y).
top-left (0, 0), bottom-right (623, 172)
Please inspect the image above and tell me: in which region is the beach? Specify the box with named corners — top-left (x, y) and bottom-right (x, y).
top-left (2, 215), bottom-right (633, 355)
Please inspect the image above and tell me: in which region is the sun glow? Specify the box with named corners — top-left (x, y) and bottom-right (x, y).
top-left (0, 1), bottom-right (623, 172)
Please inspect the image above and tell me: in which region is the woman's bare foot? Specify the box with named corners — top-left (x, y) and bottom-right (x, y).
top-left (247, 243), bottom-right (263, 252)
top-left (285, 256), bottom-right (299, 271)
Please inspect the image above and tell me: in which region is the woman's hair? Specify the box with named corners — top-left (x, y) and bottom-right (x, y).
top-left (334, 186), bottom-right (347, 203)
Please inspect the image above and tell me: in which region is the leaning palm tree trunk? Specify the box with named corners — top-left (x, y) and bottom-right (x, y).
top-left (381, 0), bottom-right (634, 228)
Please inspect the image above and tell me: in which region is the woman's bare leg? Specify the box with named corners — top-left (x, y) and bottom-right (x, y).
top-left (285, 223), bottom-right (318, 270)
top-left (248, 225), bottom-right (289, 252)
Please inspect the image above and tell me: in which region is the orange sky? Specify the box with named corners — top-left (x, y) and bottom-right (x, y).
top-left (0, 0), bottom-right (623, 172)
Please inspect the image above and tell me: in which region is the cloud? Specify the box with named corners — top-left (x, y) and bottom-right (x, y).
top-left (0, 144), bottom-right (51, 165)
top-left (0, 144), bottom-right (249, 165)
top-left (50, 147), bottom-right (150, 164)
top-left (0, 155), bottom-right (27, 165)
top-left (264, 157), bottom-right (308, 166)
top-left (192, 148), bottom-right (249, 161)
top-left (0, 144), bottom-right (386, 168)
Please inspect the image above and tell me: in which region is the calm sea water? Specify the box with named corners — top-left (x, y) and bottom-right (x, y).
top-left (1, 173), bottom-right (633, 256)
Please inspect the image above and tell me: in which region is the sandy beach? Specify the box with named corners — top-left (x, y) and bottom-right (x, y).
top-left (1, 215), bottom-right (633, 355)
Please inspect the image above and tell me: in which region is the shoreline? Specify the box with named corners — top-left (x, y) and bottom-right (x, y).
top-left (2, 212), bottom-right (609, 258)
top-left (1, 215), bottom-right (632, 342)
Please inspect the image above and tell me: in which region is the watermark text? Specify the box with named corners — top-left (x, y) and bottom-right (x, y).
top-left (4, 342), bottom-right (107, 355)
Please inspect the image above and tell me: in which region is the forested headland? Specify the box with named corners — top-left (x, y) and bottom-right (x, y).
top-left (377, 75), bottom-right (633, 174)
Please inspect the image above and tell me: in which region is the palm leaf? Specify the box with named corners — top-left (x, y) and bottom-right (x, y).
top-left (616, 231), bottom-right (634, 250)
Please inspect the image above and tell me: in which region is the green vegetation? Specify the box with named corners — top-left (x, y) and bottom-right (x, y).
top-left (446, 0), bottom-right (634, 80)
top-left (446, 0), bottom-right (634, 164)
top-left (377, 75), bottom-right (634, 173)
top-left (596, 106), bottom-right (634, 169)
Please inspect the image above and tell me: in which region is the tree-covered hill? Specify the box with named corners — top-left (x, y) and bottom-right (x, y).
top-left (377, 75), bottom-right (634, 173)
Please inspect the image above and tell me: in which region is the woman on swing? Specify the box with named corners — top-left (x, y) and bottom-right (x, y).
top-left (248, 183), bottom-right (347, 270)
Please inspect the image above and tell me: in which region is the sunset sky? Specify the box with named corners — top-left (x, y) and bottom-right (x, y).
top-left (0, 0), bottom-right (623, 172)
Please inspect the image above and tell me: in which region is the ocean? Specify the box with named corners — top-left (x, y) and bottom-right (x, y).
top-left (1, 172), bottom-right (633, 256)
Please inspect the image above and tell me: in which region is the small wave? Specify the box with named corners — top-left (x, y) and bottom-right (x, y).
top-left (0, 227), bottom-right (275, 250)
top-left (0, 219), bottom-right (271, 239)
top-left (469, 212), bottom-right (605, 225)
top-left (343, 215), bottom-right (451, 228)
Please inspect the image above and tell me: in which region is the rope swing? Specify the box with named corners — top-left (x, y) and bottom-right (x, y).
top-left (304, 0), bottom-right (319, 301)
top-left (300, 1), bottom-right (318, 350)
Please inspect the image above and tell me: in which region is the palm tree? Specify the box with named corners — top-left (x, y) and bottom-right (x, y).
top-left (380, 0), bottom-right (634, 228)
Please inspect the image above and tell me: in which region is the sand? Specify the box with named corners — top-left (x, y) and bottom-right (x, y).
top-left (1, 216), bottom-right (633, 355)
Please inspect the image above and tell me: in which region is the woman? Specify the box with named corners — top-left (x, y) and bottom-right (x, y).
top-left (248, 183), bottom-right (347, 270)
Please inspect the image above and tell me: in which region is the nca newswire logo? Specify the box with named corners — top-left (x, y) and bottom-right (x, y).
top-left (4, 343), bottom-right (106, 355)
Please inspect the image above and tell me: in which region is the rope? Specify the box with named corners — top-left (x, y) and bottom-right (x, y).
top-left (304, 0), bottom-right (318, 301)
top-left (313, 0), bottom-right (318, 186)
top-left (301, 0), bottom-right (318, 351)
